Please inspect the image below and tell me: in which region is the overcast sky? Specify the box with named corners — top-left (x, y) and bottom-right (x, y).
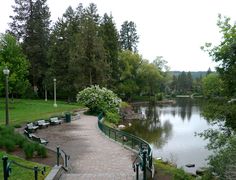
top-left (1, 0), bottom-right (236, 71)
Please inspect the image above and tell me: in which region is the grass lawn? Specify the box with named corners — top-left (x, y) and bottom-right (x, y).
top-left (0, 98), bottom-right (83, 126)
top-left (154, 160), bottom-right (194, 180)
top-left (0, 151), bottom-right (51, 180)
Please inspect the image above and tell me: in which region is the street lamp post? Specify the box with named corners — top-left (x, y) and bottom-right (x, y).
top-left (45, 85), bottom-right (47, 101)
top-left (3, 67), bottom-right (10, 126)
top-left (53, 78), bottom-right (57, 107)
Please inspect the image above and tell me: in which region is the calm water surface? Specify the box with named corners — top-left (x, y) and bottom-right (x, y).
top-left (127, 98), bottom-right (215, 173)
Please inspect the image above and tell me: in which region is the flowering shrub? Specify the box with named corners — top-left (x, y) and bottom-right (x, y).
top-left (77, 85), bottom-right (121, 114)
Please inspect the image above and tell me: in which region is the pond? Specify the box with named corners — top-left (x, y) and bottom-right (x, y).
top-left (125, 98), bottom-right (217, 174)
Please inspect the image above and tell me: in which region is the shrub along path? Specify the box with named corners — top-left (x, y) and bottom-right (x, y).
top-left (35, 113), bottom-right (136, 180)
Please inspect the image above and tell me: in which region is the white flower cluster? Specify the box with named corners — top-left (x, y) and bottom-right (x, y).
top-left (76, 85), bottom-right (121, 112)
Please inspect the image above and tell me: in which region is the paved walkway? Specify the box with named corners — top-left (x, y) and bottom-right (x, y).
top-left (35, 113), bottom-right (135, 180)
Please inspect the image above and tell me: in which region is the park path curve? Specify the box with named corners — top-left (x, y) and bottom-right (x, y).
top-left (36, 113), bottom-right (136, 180)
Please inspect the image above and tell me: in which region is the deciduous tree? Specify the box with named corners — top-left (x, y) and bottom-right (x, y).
top-left (117, 50), bottom-right (142, 99)
top-left (202, 73), bottom-right (223, 97)
top-left (0, 34), bottom-right (29, 97)
top-left (202, 14), bottom-right (236, 96)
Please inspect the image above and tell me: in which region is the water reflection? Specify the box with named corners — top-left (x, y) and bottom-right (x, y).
top-left (126, 98), bottom-right (213, 173)
top-left (200, 100), bottom-right (236, 130)
top-left (135, 98), bottom-right (198, 121)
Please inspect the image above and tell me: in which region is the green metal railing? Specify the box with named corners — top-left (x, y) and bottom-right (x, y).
top-left (56, 146), bottom-right (70, 168)
top-left (97, 112), bottom-right (153, 179)
top-left (2, 156), bottom-right (46, 180)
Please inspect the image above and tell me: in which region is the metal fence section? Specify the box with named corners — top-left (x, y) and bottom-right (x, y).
top-left (56, 146), bottom-right (70, 168)
top-left (97, 112), bottom-right (153, 179)
top-left (2, 156), bottom-right (46, 180)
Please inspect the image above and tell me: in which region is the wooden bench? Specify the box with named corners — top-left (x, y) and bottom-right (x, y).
top-left (50, 117), bottom-right (62, 125)
top-left (37, 120), bottom-right (50, 128)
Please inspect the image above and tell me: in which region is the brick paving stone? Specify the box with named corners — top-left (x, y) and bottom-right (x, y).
top-left (35, 113), bottom-right (136, 179)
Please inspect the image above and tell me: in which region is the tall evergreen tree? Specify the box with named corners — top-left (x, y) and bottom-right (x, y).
top-left (177, 71), bottom-right (187, 94)
top-left (47, 6), bottom-right (78, 100)
top-left (9, 0), bottom-right (51, 96)
top-left (71, 3), bottom-right (108, 87)
top-left (187, 71), bottom-right (193, 91)
top-left (120, 21), bottom-right (139, 52)
top-left (8, 0), bottom-right (31, 41)
top-left (99, 13), bottom-right (119, 87)
top-left (171, 75), bottom-right (178, 93)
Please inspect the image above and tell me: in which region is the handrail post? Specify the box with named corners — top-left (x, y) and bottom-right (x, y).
top-left (109, 128), bottom-right (110, 138)
top-left (34, 166), bottom-right (38, 180)
top-left (132, 138), bottom-right (134, 149)
top-left (136, 163), bottom-right (139, 180)
top-left (56, 146), bottom-right (60, 166)
top-left (65, 154), bottom-right (68, 168)
top-left (143, 150), bottom-right (147, 180)
top-left (149, 153), bottom-right (152, 169)
top-left (115, 131), bottom-right (117, 141)
top-left (2, 156), bottom-right (8, 180)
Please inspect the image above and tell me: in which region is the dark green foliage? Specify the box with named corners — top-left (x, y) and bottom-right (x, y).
top-left (71, 3), bottom-right (108, 87)
top-left (47, 3), bottom-right (110, 100)
top-left (7, 1), bottom-right (169, 101)
top-left (23, 0), bottom-right (51, 96)
top-left (47, 6), bottom-right (79, 100)
top-left (0, 126), bottom-right (14, 135)
top-left (9, 0), bottom-right (51, 96)
top-left (199, 100), bottom-right (236, 179)
top-left (170, 71), bottom-right (207, 79)
top-left (0, 126), bottom-right (47, 158)
top-left (23, 142), bottom-right (35, 158)
top-left (4, 139), bottom-right (16, 152)
top-left (170, 71), bottom-right (194, 94)
top-left (36, 145), bottom-right (47, 158)
top-left (120, 21), bottom-right (139, 52)
top-left (0, 126), bottom-right (17, 152)
top-left (99, 13), bottom-right (120, 88)
top-left (8, 0), bottom-right (30, 41)
top-left (13, 134), bottom-right (27, 148)
top-left (13, 124), bottom-right (22, 128)
top-left (33, 143), bottom-right (47, 158)
top-left (201, 100), bottom-right (236, 130)
top-left (105, 111), bottom-right (121, 125)
top-left (0, 137), bottom-right (4, 148)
